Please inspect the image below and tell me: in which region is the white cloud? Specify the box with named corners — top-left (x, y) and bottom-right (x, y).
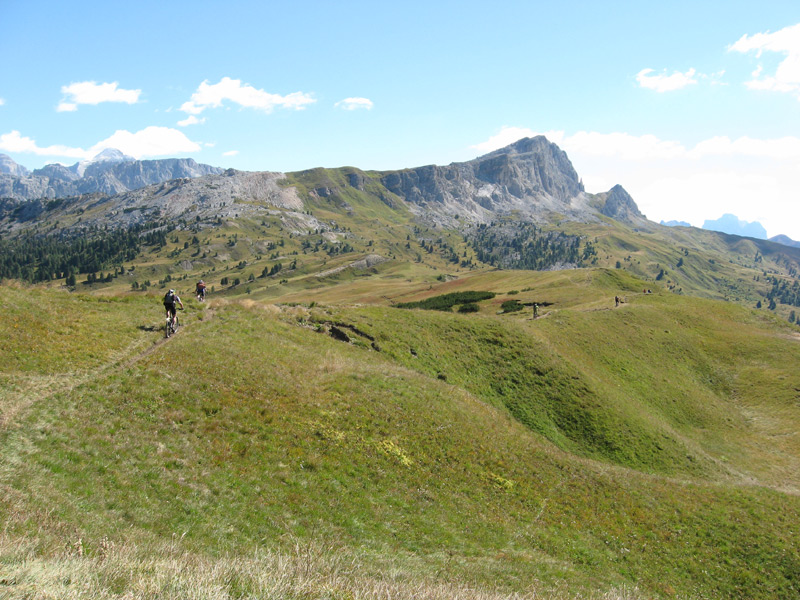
top-left (57, 81), bottom-right (141, 112)
top-left (469, 126), bottom-right (539, 152)
top-left (476, 127), bottom-right (800, 163)
top-left (470, 126), bottom-right (686, 160)
top-left (0, 127), bottom-right (200, 161)
top-left (689, 135), bottom-right (800, 160)
top-left (557, 131), bottom-right (687, 160)
top-left (730, 23), bottom-right (800, 98)
top-left (335, 97), bottom-right (374, 110)
top-left (636, 68), bottom-right (698, 92)
top-left (0, 98), bottom-right (5, 106)
top-left (0, 130), bottom-right (88, 158)
top-left (180, 77), bottom-right (315, 115)
top-left (223, 150), bottom-right (239, 156)
top-left (88, 126), bottom-right (201, 159)
top-left (177, 115), bottom-right (206, 127)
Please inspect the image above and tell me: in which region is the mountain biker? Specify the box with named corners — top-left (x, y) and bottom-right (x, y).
top-left (163, 289), bottom-right (184, 330)
top-left (196, 279), bottom-right (207, 301)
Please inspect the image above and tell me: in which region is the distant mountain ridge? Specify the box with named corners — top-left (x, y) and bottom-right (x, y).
top-left (4, 137), bottom-right (800, 311)
top-left (375, 136), bottom-right (644, 228)
top-left (0, 137), bottom-right (646, 236)
top-left (0, 150), bottom-right (224, 200)
top-left (661, 219), bottom-right (692, 227)
top-left (703, 213), bottom-right (767, 239)
top-left (770, 234), bottom-right (800, 248)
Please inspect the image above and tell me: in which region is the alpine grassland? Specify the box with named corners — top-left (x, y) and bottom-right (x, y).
top-left (2, 264), bottom-right (800, 599)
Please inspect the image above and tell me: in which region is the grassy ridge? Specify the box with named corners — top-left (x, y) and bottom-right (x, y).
top-left (2, 281), bottom-right (800, 598)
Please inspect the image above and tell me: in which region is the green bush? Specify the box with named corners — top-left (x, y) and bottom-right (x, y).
top-left (500, 299), bottom-right (524, 313)
top-left (397, 291), bottom-right (495, 311)
top-left (458, 303), bottom-right (480, 313)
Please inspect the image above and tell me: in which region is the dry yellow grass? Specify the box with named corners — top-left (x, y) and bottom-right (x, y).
top-left (0, 535), bottom-right (644, 600)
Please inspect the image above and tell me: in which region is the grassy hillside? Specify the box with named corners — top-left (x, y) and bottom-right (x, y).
top-left (2, 271), bottom-right (800, 599)
top-left (6, 164), bottom-right (800, 325)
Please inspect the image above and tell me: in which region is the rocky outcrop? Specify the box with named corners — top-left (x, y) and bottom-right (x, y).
top-left (600, 184), bottom-right (645, 224)
top-left (0, 156), bottom-right (223, 201)
top-left (1, 137), bottom-right (648, 235)
top-left (0, 154), bottom-right (30, 177)
top-left (379, 136), bottom-right (592, 227)
top-left (74, 169), bottom-right (305, 228)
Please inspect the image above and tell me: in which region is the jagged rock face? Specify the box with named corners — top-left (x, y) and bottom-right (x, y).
top-left (380, 136), bottom-right (590, 226)
top-left (86, 169), bottom-right (307, 229)
top-left (0, 173), bottom-right (77, 199)
top-left (0, 154), bottom-right (30, 177)
top-left (600, 184), bottom-right (645, 224)
top-left (33, 163), bottom-right (81, 181)
top-left (476, 136), bottom-right (585, 201)
top-left (0, 157), bottom-right (224, 201)
top-left (1, 137), bottom-right (648, 235)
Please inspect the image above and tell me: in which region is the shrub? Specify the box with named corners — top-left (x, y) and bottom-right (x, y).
top-left (458, 303), bottom-right (480, 313)
top-left (397, 291), bottom-right (495, 311)
top-left (500, 299), bottom-right (524, 313)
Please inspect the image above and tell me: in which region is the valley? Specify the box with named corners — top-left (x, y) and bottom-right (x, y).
top-left (2, 138), bottom-right (800, 598)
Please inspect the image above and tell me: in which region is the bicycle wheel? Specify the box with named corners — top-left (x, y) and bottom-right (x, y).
top-left (165, 316), bottom-right (172, 338)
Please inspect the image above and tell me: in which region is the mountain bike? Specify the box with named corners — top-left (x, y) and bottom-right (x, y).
top-left (165, 308), bottom-right (183, 338)
top-left (165, 313), bottom-right (176, 338)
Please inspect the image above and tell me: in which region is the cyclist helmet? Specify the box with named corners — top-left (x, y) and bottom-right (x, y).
top-left (169, 289), bottom-right (175, 293)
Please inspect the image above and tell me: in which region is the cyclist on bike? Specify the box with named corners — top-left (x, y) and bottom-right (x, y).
top-left (195, 279), bottom-right (207, 301)
top-left (163, 289), bottom-right (184, 331)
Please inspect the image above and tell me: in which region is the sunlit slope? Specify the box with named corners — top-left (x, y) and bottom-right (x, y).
top-left (2, 283), bottom-right (800, 598)
top-left (309, 279), bottom-right (800, 488)
top-left (564, 219), bottom-right (800, 314)
top-left (20, 163), bottom-right (800, 322)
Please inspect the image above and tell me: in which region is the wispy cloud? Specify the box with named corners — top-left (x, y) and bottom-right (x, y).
top-left (0, 130), bottom-right (87, 158)
top-left (470, 126), bottom-right (684, 161)
top-left (91, 126), bottom-right (201, 158)
top-left (335, 97), bottom-right (374, 111)
top-left (57, 81), bottom-right (141, 112)
top-left (469, 126), bottom-right (539, 152)
top-left (0, 127), bottom-right (200, 160)
top-left (0, 98), bottom-right (5, 106)
top-left (636, 68), bottom-right (698, 92)
top-left (472, 127), bottom-right (800, 162)
top-left (223, 150), bottom-right (239, 156)
top-left (180, 77), bottom-right (315, 115)
top-left (729, 22), bottom-right (800, 99)
top-left (177, 115), bottom-right (206, 127)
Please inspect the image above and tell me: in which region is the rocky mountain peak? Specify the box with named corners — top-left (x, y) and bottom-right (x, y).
top-left (600, 184), bottom-right (645, 224)
top-left (379, 136), bottom-right (588, 228)
top-left (93, 148), bottom-right (134, 162)
top-left (0, 154), bottom-right (30, 177)
top-left (75, 148), bottom-right (135, 177)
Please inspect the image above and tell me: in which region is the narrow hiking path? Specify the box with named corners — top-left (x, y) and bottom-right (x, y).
top-left (0, 307), bottom-right (214, 433)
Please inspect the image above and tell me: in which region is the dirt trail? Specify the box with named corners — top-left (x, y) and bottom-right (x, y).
top-left (0, 308), bottom-right (215, 433)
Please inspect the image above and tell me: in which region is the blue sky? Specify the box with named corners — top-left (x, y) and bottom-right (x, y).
top-left (1, 1), bottom-right (799, 237)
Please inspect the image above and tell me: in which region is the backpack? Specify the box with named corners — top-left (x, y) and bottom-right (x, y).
top-left (164, 291), bottom-right (175, 305)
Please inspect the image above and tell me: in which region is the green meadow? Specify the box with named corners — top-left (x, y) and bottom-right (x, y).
top-left (2, 266), bottom-right (799, 599)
